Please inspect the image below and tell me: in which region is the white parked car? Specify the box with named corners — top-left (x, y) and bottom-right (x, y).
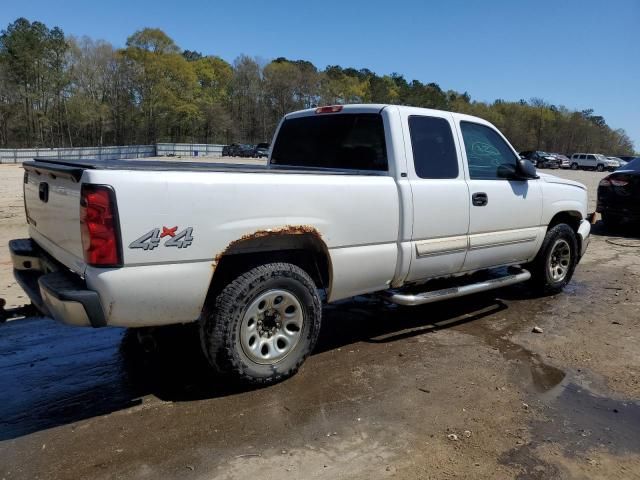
top-left (11, 104), bottom-right (591, 384)
top-left (570, 153), bottom-right (618, 171)
top-left (607, 156), bottom-right (623, 168)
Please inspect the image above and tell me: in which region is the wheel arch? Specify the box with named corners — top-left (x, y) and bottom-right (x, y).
top-left (204, 227), bottom-right (332, 309)
top-left (548, 210), bottom-right (582, 231)
top-left (546, 210), bottom-right (583, 252)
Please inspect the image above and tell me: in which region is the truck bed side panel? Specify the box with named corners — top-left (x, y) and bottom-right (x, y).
top-left (81, 169), bottom-right (399, 325)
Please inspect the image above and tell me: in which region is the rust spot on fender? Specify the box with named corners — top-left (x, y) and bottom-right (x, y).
top-left (212, 225), bottom-right (323, 269)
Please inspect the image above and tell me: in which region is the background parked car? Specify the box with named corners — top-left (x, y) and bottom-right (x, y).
top-left (570, 153), bottom-right (617, 171)
top-left (597, 157), bottom-right (640, 227)
top-left (550, 153), bottom-right (571, 168)
top-left (236, 144), bottom-right (257, 157)
top-left (222, 143), bottom-right (256, 157)
top-left (519, 151), bottom-right (561, 168)
top-left (607, 156), bottom-right (624, 168)
top-left (222, 143), bottom-right (241, 156)
top-left (253, 142), bottom-right (270, 158)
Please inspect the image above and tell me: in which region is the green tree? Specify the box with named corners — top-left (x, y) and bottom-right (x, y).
top-left (193, 55), bottom-right (233, 142)
top-left (122, 28), bottom-right (197, 142)
top-left (0, 17), bottom-right (70, 146)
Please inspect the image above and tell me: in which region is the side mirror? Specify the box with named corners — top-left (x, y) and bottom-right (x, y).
top-left (516, 158), bottom-right (539, 179)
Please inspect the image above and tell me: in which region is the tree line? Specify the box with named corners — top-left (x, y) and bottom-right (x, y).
top-left (0, 18), bottom-right (635, 155)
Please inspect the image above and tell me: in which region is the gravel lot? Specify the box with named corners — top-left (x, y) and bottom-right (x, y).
top-left (1, 163), bottom-right (639, 480)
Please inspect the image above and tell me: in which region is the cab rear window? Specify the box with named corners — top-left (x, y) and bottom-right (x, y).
top-left (271, 113), bottom-right (388, 171)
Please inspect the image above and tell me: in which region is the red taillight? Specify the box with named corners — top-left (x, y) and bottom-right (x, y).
top-left (315, 105), bottom-right (343, 114)
top-left (80, 185), bottom-right (121, 266)
top-left (600, 176), bottom-right (629, 187)
top-left (610, 178), bottom-right (629, 186)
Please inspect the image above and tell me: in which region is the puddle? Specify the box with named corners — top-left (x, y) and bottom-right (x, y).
top-left (458, 319), bottom-right (566, 394)
top-left (500, 379), bottom-right (640, 478)
top-left (559, 280), bottom-right (588, 296)
top-left (539, 381), bottom-right (640, 456)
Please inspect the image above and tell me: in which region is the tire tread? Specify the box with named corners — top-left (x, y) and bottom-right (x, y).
top-left (200, 262), bottom-right (321, 385)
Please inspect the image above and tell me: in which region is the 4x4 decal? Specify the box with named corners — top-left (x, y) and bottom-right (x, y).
top-left (129, 226), bottom-right (194, 250)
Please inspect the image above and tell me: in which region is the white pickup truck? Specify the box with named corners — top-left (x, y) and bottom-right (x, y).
top-left (10, 104), bottom-right (591, 384)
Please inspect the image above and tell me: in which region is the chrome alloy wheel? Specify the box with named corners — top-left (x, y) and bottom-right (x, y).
top-left (240, 289), bottom-right (304, 364)
top-left (547, 239), bottom-right (571, 282)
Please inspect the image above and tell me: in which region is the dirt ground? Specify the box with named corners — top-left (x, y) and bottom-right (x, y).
top-left (1, 163), bottom-right (639, 480)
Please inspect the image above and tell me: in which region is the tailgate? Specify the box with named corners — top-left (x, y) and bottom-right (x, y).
top-left (23, 161), bottom-right (86, 273)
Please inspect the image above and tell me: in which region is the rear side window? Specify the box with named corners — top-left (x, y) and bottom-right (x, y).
top-left (408, 116), bottom-right (458, 179)
top-left (271, 113), bottom-right (387, 171)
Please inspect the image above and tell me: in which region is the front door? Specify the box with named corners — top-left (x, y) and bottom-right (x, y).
top-left (457, 120), bottom-right (543, 272)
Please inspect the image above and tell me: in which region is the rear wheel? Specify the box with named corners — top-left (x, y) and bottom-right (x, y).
top-left (527, 224), bottom-right (578, 295)
top-left (200, 262), bottom-right (322, 385)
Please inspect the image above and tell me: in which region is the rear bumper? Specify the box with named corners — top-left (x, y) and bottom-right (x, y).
top-left (596, 201), bottom-right (640, 220)
top-left (10, 239), bottom-right (105, 327)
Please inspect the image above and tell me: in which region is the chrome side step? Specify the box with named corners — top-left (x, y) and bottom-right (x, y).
top-left (382, 269), bottom-right (531, 306)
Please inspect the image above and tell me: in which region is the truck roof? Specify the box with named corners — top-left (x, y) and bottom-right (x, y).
top-left (285, 104), bottom-right (495, 128)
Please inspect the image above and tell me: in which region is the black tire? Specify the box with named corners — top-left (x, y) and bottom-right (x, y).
top-left (570, 163), bottom-right (578, 170)
top-left (200, 263), bottom-right (322, 385)
top-left (526, 224), bottom-right (578, 295)
top-left (596, 164), bottom-right (604, 172)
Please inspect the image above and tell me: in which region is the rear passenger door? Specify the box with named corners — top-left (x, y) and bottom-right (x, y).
top-left (402, 110), bottom-right (470, 282)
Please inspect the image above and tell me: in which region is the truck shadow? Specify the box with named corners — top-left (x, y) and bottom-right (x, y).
top-left (0, 289), bottom-right (516, 441)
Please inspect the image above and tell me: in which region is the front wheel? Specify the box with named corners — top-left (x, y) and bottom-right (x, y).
top-left (570, 163), bottom-right (579, 170)
top-left (200, 263), bottom-right (322, 385)
top-left (526, 224), bottom-right (578, 295)
top-left (596, 164), bottom-right (605, 172)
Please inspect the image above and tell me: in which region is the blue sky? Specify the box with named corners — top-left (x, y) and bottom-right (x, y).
top-left (3, 0), bottom-right (639, 150)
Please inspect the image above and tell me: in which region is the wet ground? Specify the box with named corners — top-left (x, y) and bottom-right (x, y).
top-left (1, 166), bottom-right (640, 479)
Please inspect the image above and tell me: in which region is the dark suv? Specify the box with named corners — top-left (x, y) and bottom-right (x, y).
top-left (253, 143), bottom-right (270, 158)
top-left (519, 151), bottom-right (561, 169)
top-left (222, 143), bottom-right (240, 157)
top-left (222, 143), bottom-right (255, 157)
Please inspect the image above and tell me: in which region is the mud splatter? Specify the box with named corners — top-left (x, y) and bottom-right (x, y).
top-left (212, 225), bottom-right (323, 268)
